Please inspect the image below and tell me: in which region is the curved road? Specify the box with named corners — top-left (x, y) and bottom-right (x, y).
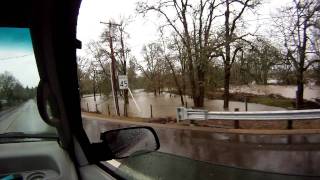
top-left (0, 100), bottom-right (55, 134)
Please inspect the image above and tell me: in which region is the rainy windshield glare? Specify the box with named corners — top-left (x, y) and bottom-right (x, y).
top-left (77, 0), bottom-right (320, 177)
top-left (0, 28), bottom-right (56, 135)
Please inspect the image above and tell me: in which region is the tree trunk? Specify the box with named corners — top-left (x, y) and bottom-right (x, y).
top-left (93, 86), bottom-right (96, 102)
top-left (223, 65), bottom-right (231, 110)
top-left (223, 0), bottom-right (231, 110)
top-left (166, 57), bottom-right (185, 106)
top-left (296, 71), bottom-right (304, 109)
top-left (93, 70), bottom-right (96, 102)
top-left (198, 68), bottom-right (205, 107)
top-left (186, 48), bottom-right (198, 107)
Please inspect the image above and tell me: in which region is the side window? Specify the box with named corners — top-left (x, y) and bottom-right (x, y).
top-left (77, 0), bottom-right (320, 179)
top-left (0, 28), bottom-right (56, 135)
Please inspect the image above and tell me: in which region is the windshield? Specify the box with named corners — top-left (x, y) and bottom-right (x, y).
top-left (77, 0), bottom-right (320, 178)
top-left (0, 27), bottom-right (56, 136)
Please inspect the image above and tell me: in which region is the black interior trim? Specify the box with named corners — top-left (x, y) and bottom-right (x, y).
top-left (96, 162), bottom-right (125, 180)
top-left (0, 1), bottom-right (120, 179)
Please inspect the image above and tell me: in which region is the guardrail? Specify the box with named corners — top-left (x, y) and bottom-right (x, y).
top-left (176, 107), bottom-right (320, 122)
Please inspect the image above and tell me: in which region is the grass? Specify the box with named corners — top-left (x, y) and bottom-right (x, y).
top-left (249, 96), bottom-right (294, 109)
top-left (82, 112), bottom-right (149, 122)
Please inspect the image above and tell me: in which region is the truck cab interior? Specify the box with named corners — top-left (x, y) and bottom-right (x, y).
top-left (0, 0), bottom-right (160, 179)
top-left (0, 0), bottom-right (319, 180)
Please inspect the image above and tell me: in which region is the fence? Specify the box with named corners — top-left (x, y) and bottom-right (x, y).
top-left (176, 107), bottom-right (320, 129)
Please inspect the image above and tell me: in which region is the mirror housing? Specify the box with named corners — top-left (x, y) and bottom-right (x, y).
top-left (100, 126), bottom-right (160, 159)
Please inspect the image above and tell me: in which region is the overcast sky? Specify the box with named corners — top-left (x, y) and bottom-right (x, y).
top-left (0, 0), bottom-right (292, 88)
top-left (0, 28), bottom-right (39, 88)
top-left (77, 0), bottom-right (292, 60)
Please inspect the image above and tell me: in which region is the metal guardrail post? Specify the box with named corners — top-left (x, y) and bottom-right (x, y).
top-left (177, 107), bottom-right (208, 123)
top-left (245, 97), bottom-right (248, 111)
top-left (204, 110), bottom-right (208, 121)
top-left (234, 108), bottom-right (240, 129)
top-left (107, 104), bottom-right (110, 116)
top-left (176, 107), bottom-right (183, 123)
top-left (287, 120), bottom-right (293, 129)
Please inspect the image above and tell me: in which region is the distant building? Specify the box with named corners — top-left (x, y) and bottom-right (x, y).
top-left (267, 79), bottom-right (279, 84)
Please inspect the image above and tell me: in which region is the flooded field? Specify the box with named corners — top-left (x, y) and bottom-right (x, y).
top-left (81, 89), bottom-right (288, 118)
top-left (81, 85), bottom-right (320, 118)
top-left (230, 85), bottom-right (320, 101)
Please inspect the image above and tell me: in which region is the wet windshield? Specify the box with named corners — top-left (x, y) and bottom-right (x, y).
top-left (77, 0), bottom-right (320, 178)
top-left (0, 27), bottom-right (56, 136)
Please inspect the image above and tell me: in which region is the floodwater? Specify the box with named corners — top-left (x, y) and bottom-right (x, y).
top-left (230, 85), bottom-right (320, 101)
top-left (81, 85), bottom-right (320, 118)
top-left (81, 89), bottom-right (286, 118)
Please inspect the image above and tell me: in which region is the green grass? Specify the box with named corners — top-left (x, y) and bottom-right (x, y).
top-left (249, 96), bottom-right (294, 109)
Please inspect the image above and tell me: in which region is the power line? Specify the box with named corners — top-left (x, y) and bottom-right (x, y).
top-left (0, 54), bottom-right (33, 61)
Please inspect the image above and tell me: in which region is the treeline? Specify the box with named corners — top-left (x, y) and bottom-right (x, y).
top-left (78, 0), bottom-right (320, 111)
top-left (135, 0), bottom-right (320, 109)
top-left (133, 38), bottom-right (319, 93)
top-left (0, 71), bottom-right (36, 109)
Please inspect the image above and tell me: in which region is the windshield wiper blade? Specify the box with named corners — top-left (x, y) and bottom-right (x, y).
top-left (0, 132), bottom-right (58, 139)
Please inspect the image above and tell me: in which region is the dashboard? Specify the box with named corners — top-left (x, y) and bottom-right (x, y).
top-left (0, 140), bottom-right (78, 180)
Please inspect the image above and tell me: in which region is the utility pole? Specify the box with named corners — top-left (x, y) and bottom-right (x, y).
top-left (119, 25), bottom-right (129, 117)
top-left (93, 65), bottom-right (96, 102)
top-left (100, 21), bottom-right (120, 116)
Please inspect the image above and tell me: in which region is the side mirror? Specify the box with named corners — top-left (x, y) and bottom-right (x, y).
top-left (100, 126), bottom-right (160, 159)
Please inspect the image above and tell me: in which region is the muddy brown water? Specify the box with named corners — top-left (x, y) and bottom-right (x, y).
top-left (230, 85), bottom-right (320, 101)
top-left (81, 89), bottom-right (288, 118)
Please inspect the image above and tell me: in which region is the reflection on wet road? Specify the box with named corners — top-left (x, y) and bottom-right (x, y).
top-left (113, 151), bottom-right (319, 180)
top-left (0, 100), bottom-right (55, 134)
top-left (83, 115), bottom-right (320, 176)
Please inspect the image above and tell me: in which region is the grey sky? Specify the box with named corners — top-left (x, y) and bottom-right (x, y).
top-left (0, 28), bottom-right (39, 88)
top-left (0, 0), bottom-right (293, 88)
top-left (76, 0), bottom-right (292, 60)
top-left (0, 54), bottom-right (39, 88)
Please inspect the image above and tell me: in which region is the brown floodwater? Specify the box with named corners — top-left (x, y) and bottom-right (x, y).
top-left (81, 88), bottom-right (289, 118)
top-left (230, 85), bottom-right (320, 101)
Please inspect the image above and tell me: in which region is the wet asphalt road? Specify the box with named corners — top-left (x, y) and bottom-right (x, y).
top-left (1, 101), bottom-right (320, 178)
top-left (82, 115), bottom-right (320, 177)
top-left (0, 100), bottom-right (55, 134)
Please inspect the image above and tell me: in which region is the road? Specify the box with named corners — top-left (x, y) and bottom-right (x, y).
top-left (1, 100), bottom-right (319, 178)
top-left (82, 114), bottom-right (320, 177)
top-left (0, 100), bottom-right (55, 134)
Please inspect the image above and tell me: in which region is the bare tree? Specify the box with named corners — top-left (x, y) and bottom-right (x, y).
top-left (274, 0), bottom-right (320, 109)
top-left (160, 33), bottom-right (185, 105)
top-left (136, 43), bottom-right (164, 96)
top-left (241, 38), bottom-right (283, 85)
top-left (220, 0), bottom-right (260, 109)
top-left (0, 71), bottom-right (19, 102)
top-left (137, 0), bottom-right (223, 107)
top-left (117, 22), bottom-right (130, 116)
